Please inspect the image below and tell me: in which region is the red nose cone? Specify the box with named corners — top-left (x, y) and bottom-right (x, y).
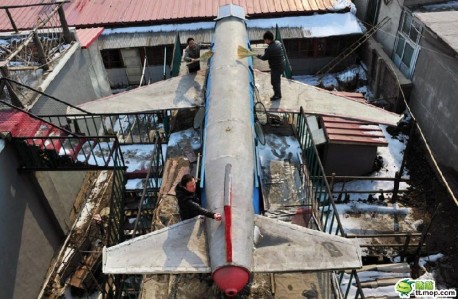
top-left (212, 266), bottom-right (250, 297)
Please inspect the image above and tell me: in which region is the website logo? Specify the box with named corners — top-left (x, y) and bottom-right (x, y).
top-left (395, 278), bottom-right (457, 298)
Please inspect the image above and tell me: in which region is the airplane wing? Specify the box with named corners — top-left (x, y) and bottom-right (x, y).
top-left (254, 70), bottom-right (401, 126)
top-left (253, 215), bottom-right (362, 272)
top-left (67, 72), bottom-right (206, 115)
top-left (102, 218), bottom-right (211, 274)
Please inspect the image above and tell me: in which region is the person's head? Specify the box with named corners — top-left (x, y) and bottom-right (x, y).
top-left (187, 37), bottom-right (196, 49)
top-left (180, 174), bottom-right (197, 193)
top-left (263, 31), bottom-right (274, 44)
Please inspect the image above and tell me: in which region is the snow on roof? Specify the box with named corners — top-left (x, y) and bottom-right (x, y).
top-left (102, 12), bottom-right (364, 38)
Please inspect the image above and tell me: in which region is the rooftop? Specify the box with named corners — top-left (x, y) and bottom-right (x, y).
top-left (0, 0), bottom-right (353, 32)
top-left (414, 10), bottom-right (458, 53)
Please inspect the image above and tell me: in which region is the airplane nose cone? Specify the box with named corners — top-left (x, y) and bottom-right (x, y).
top-left (212, 266), bottom-right (250, 297)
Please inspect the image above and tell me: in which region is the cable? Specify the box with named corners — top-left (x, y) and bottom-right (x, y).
top-left (383, 55), bottom-right (458, 207)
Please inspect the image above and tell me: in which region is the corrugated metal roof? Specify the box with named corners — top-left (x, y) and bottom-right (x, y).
top-left (415, 11), bottom-right (458, 53)
top-left (321, 116), bottom-right (388, 146)
top-left (75, 27), bottom-right (104, 48)
top-left (0, 0), bottom-right (56, 32)
top-left (0, 0), bottom-right (349, 31)
top-left (98, 28), bottom-right (309, 49)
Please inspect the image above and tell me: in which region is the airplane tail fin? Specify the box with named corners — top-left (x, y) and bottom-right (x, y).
top-left (252, 215), bottom-right (362, 272)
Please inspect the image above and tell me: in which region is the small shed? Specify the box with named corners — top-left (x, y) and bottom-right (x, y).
top-left (318, 116), bottom-right (388, 176)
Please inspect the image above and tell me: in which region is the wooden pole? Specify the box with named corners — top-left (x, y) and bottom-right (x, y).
top-left (5, 8), bottom-right (18, 33)
top-left (57, 4), bottom-right (73, 44)
top-left (0, 64), bottom-right (23, 108)
top-left (32, 32), bottom-right (49, 71)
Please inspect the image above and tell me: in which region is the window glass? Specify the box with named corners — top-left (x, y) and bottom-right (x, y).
top-left (402, 13), bottom-right (412, 35)
top-left (410, 21), bottom-right (421, 42)
top-left (396, 36), bottom-right (405, 57)
top-left (402, 43), bottom-right (414, 67)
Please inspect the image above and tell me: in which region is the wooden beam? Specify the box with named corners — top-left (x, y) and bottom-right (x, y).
top-left (0, 1), bottom-right (70, 9)
top-left (5, 8), bottom-right (18, 33)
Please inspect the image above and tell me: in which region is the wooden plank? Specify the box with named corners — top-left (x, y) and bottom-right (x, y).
top-left (327, 134), bottom-right (388, 145)
top-left (324, 122), bottom-right (378, 130)
top-left (326, 128), bottom-right (385, 137)
top-left (322, 116), bottom-right (364, 124)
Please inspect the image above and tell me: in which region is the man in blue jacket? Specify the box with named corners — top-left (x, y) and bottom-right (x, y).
top-left (257, 31), bottom-right (286, 101)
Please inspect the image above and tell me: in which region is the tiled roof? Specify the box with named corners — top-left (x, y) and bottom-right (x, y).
top-left (321, 116), bottom-right (388, 146)
top-left (0, 0), bottom-right (350, 31)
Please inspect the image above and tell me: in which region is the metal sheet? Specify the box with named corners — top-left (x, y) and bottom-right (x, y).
top-left (0, 0), bottom-right (350, 31)
top-left (254, 70), bottom-right (402, 126)
top-left (67, 72), bottom-right (205, 114)
top-left (253, 215), bottom-right (362, 272)
top-left (103, 218), bottom-right (211, 274)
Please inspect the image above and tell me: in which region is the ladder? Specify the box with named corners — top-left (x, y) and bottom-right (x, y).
top-left (315, 17), bottom-right (390, 76)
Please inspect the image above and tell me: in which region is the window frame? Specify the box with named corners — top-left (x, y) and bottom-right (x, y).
top-left (393, 10), bottom-right (423, 78)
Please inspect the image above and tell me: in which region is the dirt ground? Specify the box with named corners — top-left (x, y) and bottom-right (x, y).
top-left (392, 125), bottom-right (458, 288)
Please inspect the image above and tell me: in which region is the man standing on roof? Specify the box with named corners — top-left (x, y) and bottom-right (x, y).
top-left (175, 174), bottom-right (222, 221)
top-left (257, 31), bottom-right (285, 101)
top-left (184, 37), bottom-right (202, 73)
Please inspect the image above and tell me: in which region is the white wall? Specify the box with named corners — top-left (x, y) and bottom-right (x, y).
top-left (31, 42), bottom-right (112, 115)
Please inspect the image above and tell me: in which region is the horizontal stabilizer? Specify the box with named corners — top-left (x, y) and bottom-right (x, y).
top-left (253, 215), bottom-right (362, 272)
top-left (254, 70), bottom-right (401, 126)
top-left (68, 72), bottom-right (206, 115)
top-left (103, 217), bottom-right (210, 274)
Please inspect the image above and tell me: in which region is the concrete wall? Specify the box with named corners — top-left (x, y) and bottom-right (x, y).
top-left (374, 0), bottom-right (404, 56)
top-left (31, 42), bottom-right (112, 115)
top-left (0, 141), bottom-right (62, 299)
top-left (353, 0), bottom-right (370, 22)
top-left (361, 38), bottom-right (412, 113)
top-left (35, 171), bottom-right (87, 234)
top-left (409, 31), bottom-right (458, 173)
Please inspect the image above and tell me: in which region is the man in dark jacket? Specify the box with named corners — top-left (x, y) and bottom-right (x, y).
top-left (175, 174), bottom-right (222, 221)
top-left (184, 37), bottom-right (201, 73)
top-left (257, 31), bottom-right (286, 101)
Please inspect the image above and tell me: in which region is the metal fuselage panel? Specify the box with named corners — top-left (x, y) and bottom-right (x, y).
top-left (204, 17), bottom-right (255, 271)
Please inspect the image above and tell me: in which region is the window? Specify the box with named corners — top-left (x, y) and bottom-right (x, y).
top-left (283, 39), bottom-right (313, 58)
top-left (283, 37), bottom-right (358, 59)
top-left (101, 49), bottom-right (123, 68)
top-left (142, 45), bottom-right (175, 66)
top-left (393, 10), bottom-right (422, 78)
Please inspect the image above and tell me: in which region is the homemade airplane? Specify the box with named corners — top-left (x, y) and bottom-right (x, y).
top-left (91, 4), bottom-right (402, 297)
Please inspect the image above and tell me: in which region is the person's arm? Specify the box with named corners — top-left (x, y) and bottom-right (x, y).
top-left (184, 48), bottom-right (193, 62)
top-left (257, 46), bottom-right (271, 61)
top-left (184, 197), bottom-right (217, 219)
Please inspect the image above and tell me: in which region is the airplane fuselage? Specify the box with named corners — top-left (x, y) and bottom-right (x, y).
top-left (202, 13), bottom-right (255, 296)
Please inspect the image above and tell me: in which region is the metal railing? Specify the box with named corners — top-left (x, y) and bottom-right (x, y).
top-left (295, 107), bottom-right (346, 236)
top-left (12, 135), bottom-right (124, 170)
top-left (339, 269), bottom-right (366, 299)
top-left (294, 108), bottom-right (365, 299)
